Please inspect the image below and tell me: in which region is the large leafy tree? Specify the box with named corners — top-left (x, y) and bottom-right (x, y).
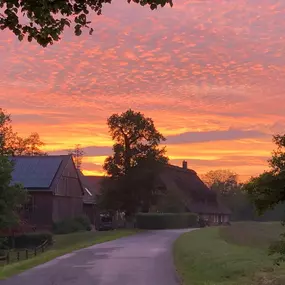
top-left (0, 0), bottom-right (173, 47)
top-left (0, 109), bottom-right (46, 156)
top-left (0, 156), bottom-right (27, 230)
top-left (245, 134), bottom-right (285, 263)
top-left (99, 109), bottom-right (168, 215)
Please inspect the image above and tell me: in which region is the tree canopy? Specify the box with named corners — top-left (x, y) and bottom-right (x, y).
top-left (0, 156), bottom-right (27, 230)
top-left (0, 0), bottom-right (173, 47)
top-left (99, 109), bottom-right (168, 215)
top-left (0, 108), bottom-right (46, 156)
top-left (245, 134), bottom-right (285, 214)
top-left (244, 134), bottom-right (285, 263)
top-left (202, 169), bottom-right (239, 195)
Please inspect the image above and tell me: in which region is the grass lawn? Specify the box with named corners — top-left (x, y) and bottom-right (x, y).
top-left (0, 229), bottom-right (139, 280)
top-left (174, 222), bottom-right (285, 285)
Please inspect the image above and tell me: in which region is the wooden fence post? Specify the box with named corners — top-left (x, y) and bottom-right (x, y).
top-left (26, 249), bottom-right (28, 259)
top-left (17, 251), bottom-right (20, 261)
top-left (6, 252), bottom-right (10, 264)
top-left (34, 248), bottom-right (37, 256)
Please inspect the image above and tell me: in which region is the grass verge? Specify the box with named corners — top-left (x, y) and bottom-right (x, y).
top-left (174, 223), bottom-right (285, 285)
top-left (0, 229), bottom-right (140, 280)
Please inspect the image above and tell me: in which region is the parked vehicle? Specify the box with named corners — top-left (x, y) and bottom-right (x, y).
top-left (98, 213), bottom-right (114, 231)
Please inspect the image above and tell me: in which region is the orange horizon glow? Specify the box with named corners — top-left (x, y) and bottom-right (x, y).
top-left (1, 0), bottom-right (284, 182)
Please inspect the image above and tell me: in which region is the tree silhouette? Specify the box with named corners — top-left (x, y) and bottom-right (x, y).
top-left (99, 109), bottom-right (168, 215)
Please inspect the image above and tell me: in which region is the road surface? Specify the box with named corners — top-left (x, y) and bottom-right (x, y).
top-left (2, 229), bottom-right (195, 285)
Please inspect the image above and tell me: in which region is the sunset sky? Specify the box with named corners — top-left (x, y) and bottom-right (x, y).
top-left (1, 0), bottom-right (285, 180)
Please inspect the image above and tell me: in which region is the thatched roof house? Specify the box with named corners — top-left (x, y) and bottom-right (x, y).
top-left (158, 161), bottom-right (231, 224)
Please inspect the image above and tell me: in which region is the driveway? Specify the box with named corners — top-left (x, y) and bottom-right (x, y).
top-left (2, 229), bottom-right (194, 285)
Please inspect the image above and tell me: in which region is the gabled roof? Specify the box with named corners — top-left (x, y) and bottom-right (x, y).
top-left (85, 176), bottom-right (103, 195)
top-left (159, 164), bottom-right (231, 215)
top-left (77, 171), bottom-right (98, 204)
top-left (10, 155), bottom-right (71, 190)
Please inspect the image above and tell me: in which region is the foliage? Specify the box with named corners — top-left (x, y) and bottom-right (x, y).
top-left (0, 0), bottom-right (173, 47)
top-left (136, 213), bottom-right (197, 229)
top-left (0, 109), bottom-right (46, 156)
top-left (202, 169), bottom-right (239, 194)
top-left (100, 109), bottom-right (168, 215)
top-left (3, 232), bottom-right (53, 249)
top-left (244, 134), bottom-right (285, 263)
top-left (52, 215), bottom-right (91, 234)
top-left (0, 156), bottom-right (27, 230)
top-left (68, 144), bottom-right (85, 170)
top-left (202, 169), bottom-right (255, 221)
top-left (245, 134), bottom-right (285, 214)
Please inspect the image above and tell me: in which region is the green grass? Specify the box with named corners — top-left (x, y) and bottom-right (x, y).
top-left (0, 229), bottom-right (140, 279)
top-left (174, 222), bottom-right (285, 285)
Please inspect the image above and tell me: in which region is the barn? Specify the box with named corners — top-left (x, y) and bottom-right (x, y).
top-left (10, 155), bottom-right (84, 230)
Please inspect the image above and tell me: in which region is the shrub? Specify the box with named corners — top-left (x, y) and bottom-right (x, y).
top-left (3, 232), bottom-right (53, 249)
top-left (136, 213), bottom-right (198, 230)
top-left (53, 215), bottom-right (91, 234)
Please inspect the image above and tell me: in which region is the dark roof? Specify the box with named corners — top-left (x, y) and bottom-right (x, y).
top-left (159, 164), bottom-right (231, 215)
top-left (10, 155), bottom-right (71, 190)
top-left (77, 171), bottom-right (98, 204)
top-left (85, 176), bottom-right (103, 195)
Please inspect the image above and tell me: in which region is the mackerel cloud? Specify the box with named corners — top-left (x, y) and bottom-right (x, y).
top-left (0, 0), bottom-right (285, 178)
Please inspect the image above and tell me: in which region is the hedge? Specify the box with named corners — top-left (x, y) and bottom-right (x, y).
top-left (53, 215), bottom-right (92, 234)
top-left (136, 213), bottom-right (198, 229)
top-left (3, 232), bottom-right (53, 249)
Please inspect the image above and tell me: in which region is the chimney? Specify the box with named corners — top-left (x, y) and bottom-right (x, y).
top-left (182, 160), bottom-right (188, 169)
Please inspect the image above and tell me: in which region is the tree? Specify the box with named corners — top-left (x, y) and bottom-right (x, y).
top-left (246, 134), bottom-right (285, 214)
top-left (0, 156), bottom-right (27, 230)
top-left (68, 144), bottom-right (85, 169)
top-left (245, 134), bottom-right (285, 263)
top-left (0, 109), bottom-right (46, 156)
top-left (0, 0), bottom-right (173, 47)
top-left (100, 109), bottom-right (168, 216)
top-left (202, 169), bottom-right (239, 195)
top-left (202, 169), bottom-right (254, 221)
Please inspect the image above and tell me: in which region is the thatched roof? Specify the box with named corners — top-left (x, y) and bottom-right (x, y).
top-left (159, 164), bottom-right (231, 215)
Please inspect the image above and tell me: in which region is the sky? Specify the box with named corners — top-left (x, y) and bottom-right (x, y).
top-left (1, 0), bottom-right (285, 180)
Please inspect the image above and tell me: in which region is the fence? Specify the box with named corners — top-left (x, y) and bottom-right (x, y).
top-left (0, 239), bottom-right (49, 265)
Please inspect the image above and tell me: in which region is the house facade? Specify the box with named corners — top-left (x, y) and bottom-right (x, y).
top-left (11, 155), bottom-right (84, 230)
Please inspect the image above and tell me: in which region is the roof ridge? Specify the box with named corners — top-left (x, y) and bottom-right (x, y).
top-left (166, 164), bottom-right (197, 175)
top-left (10, 155), bottom-right (72, 158)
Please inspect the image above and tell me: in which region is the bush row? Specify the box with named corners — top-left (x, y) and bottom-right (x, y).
top-left (52, 215), bottom-right (91, 234)
top-left (136, 213), bottom-right (198, 229)
top-left (2, 232), bottom-right (53, 249)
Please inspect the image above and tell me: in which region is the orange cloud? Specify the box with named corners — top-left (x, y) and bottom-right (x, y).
top-left (1, 0), bottom-right (285, 179)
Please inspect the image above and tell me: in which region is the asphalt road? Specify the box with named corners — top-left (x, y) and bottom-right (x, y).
top-left (2, 229), bottom-right (194, 285)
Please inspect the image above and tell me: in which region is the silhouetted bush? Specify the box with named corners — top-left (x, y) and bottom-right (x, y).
top-left (136, 213), bottom-right (198, 229)
top-left (53, 215), bottom-right (91, 234)
top-left (2, 232), bottom-right (53, 249)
